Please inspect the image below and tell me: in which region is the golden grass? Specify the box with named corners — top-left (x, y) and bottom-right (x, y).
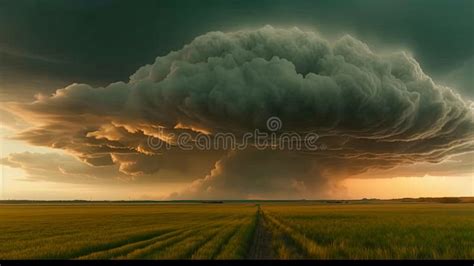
top-left (262, 203), bottom-right (474, 259)
top-left (0, 202), bottom-right (472, 259)
top-left (0, 204), bottom-right (257, 259)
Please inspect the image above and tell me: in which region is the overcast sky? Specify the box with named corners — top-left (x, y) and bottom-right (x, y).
top-left (0, 0), bottom-right (472, 200)
top-left (1, 0), bottom-right (472, 100)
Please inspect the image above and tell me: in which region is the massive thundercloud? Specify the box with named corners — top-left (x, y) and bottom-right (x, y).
top-left (3, 26), bottom-right (473, 199)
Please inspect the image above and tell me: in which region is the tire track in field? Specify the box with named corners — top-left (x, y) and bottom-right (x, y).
top-left (264, 211), bottom-right (328, 259)
top-left (208, 222), bottom-right (243, 259)
top-left (214, 214), bottom-right (258, 259)
top-left (75, 221), bottom-right (209, 259)
top-left (191, 219), bottom-right (244, 259)
top-left (69, 227), bottom-right (177, 259)
top-left (121, 222), bottom-right (224, 259)
top-left (248, 206), bottom-right (275, 259)
top-left (76, 227), bottom-right (189, 259)
top-left (263, 212), bottom-right (306, 259)
top-left (157, 227), bottom-right (221, 259)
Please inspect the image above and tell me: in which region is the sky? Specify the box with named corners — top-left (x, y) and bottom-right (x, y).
top-left (0, 0), bottom-right (472, 200)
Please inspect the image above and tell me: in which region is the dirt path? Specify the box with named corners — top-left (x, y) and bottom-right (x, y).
top-left (247, 205), bottom-right (275, 259)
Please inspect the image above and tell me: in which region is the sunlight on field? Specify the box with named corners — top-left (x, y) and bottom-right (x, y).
top-left (0, 204), bottom-right (257, 259)
top-left (0, 203), bottom-right (473, 259)
top-left (261, 203), bottom-right (474, 259)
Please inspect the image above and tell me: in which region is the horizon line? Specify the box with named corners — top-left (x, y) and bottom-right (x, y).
top-left (1, 196), bottom-right (473, 203)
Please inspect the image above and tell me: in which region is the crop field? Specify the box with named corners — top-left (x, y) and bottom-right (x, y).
top-left (0, 202), bottom-right (473, 259)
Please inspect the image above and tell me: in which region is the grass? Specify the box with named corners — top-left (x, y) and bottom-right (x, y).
top-left (0, 204), bottom-right (256, 259)
top-left (0, 202), bottom-right (472, 259)
top-left (262, 203), bottom-right (474, 259)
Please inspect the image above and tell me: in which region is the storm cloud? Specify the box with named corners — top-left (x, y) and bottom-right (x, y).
top-left (3, 26), bottom-right (473, 199)
top-left (1, 152), bottom-right (122, 184)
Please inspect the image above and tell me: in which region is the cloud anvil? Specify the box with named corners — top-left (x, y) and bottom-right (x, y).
top-left (2, 26), bottom-right (473, 199)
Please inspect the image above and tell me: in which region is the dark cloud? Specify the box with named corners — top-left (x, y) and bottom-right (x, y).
top-left (1, 0), bottom-right (472, 101)
top-left (350, 152), bottom-right (474, 179)
top-left (1, 150), bottom-right (222, 185)
top-left (440, 58), bottom-right (474, 99)
top-left (4, 27), bottom-right (473, 198)
top-left (171, 149), bottom-right (340, 200)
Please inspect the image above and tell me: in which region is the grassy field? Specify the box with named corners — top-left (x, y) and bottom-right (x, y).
top-left (0, 202), bottom-right (473, 259)
top-left (261, 203), bottom-right (474, 259)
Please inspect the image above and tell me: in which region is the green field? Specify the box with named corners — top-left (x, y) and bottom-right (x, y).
top-left (0, 203), bottom-right (473, 259)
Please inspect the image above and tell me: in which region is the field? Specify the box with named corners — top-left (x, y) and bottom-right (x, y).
top-left (0, 202), bottom-right (473, 259)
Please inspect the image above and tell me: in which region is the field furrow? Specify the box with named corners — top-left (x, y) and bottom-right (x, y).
top-left (120, 220), bottom-right (226, 259)
top-left (215, 211), bottom-right (258, 259)
top-left (150, 227), bottom-right (222, 259)
top-left (191, 219), bottom-right (243, 259)
top-left (247, 208), bottom-right (275, 259)
top-left (1, 203), bottom-right (472, 259)
top-left (265, 211), bottom-right (328, 259)
top-left (76, 227), bottom-right (190, 259)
